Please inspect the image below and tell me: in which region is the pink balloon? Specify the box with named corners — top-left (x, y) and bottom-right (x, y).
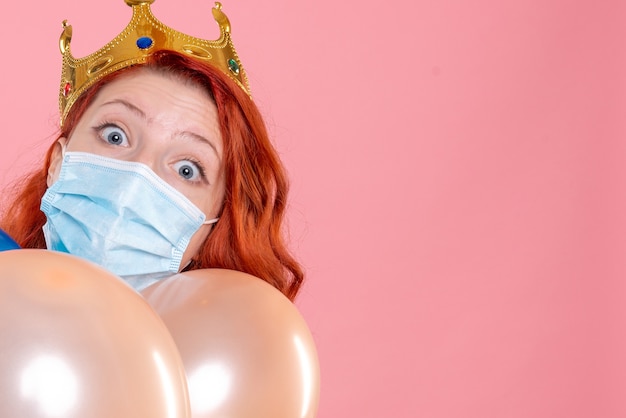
top-left (141, 269), bottom-right (320, 418)
top-left (0, 249), bottom-right (191, 418)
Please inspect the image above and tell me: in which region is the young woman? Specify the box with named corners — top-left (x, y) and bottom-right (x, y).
top-left (0, 1), bottom-right (303, 300)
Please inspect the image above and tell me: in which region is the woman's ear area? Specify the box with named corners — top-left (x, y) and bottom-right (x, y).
top-left (47, 137), bottom-right (68, 187)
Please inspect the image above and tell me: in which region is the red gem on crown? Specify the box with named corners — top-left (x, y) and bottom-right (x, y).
top-left (63, 82), bottom-right (72, 97)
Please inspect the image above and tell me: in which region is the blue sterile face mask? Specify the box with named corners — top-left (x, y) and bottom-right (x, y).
top-left (40, 151), bottom-right (219, 291)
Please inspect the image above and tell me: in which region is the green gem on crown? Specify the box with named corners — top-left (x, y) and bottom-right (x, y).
top-left (228, 58), bottom-right (240, 75)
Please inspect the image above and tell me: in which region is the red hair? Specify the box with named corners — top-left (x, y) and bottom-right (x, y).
top-left (0, 51), bottom-right (304, 300)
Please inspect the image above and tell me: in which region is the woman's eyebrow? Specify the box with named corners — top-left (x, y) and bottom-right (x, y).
top-left (101, 99), bottom-right (146, 119)
top-left (176, 130), bottom-right (220, 159)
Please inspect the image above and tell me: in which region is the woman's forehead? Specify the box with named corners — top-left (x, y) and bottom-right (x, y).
top-left (96, 68), bottom-right (209, 102)
top-left (89, 71), bottom-right (217, 123)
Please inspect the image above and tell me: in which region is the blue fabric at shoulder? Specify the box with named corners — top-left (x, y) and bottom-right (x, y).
top-left (0, 229), bottom-right (20, 251)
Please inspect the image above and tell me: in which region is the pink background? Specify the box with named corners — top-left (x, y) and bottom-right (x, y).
top-left (2, 1), bottom-right (625, 416)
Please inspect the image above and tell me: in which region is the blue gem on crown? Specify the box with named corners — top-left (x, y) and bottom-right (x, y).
top-left (136, 36), bottom-right (154, 49)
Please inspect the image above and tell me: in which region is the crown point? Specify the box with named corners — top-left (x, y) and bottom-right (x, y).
top-left (212, 2), bottom-right (231, 34)
top-left (59, 21), bottom-right (73, 54)
top-left (124, 0), bottom-right (155, 6)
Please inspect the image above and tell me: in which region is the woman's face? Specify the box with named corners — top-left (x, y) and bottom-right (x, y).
top-left (48, 68), bottom-right (226, 269)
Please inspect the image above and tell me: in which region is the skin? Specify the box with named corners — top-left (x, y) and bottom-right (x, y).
top-left (47, 68), bottom-right (226, 269)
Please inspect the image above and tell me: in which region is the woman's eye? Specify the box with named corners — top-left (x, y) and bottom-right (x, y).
top-left (99, 125), bottom-right (128, 146)
top-left (173, 160), bottom-right (204, 182)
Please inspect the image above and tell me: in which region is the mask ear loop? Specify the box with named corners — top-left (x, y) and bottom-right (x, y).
top-left (184, 216), bottom-right (219, 270)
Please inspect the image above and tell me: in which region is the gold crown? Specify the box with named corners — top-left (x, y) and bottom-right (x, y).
top-left (59, 0), bottom-right (250, 126)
